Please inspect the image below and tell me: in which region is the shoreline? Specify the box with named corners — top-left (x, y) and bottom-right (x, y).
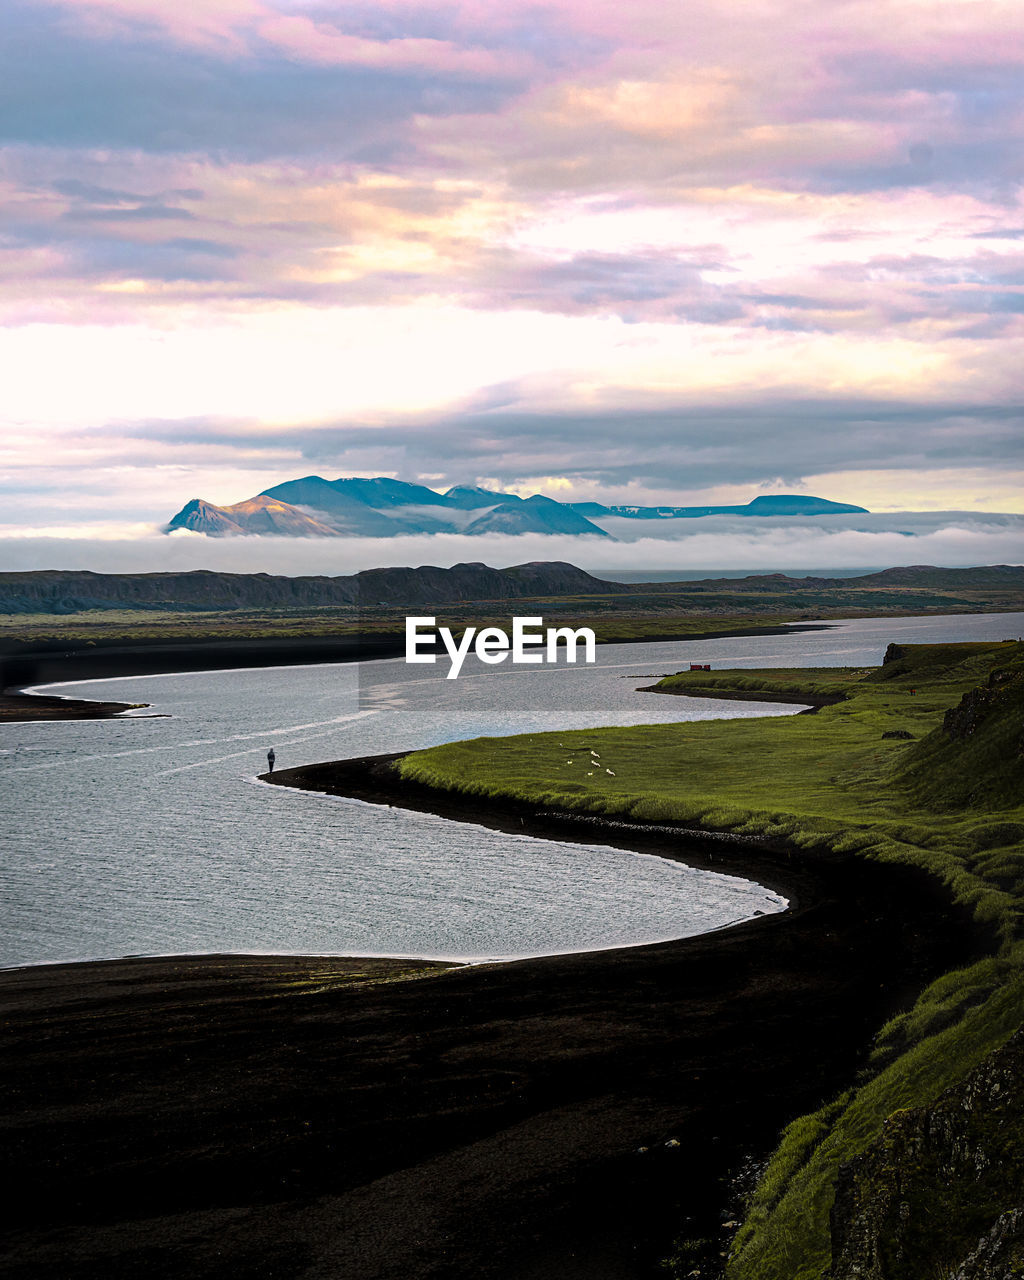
top-left (0, 635), bottom-right (406, 722)
top-left (0, 690), bottom-right (148, 721)
top-left (4, 629), bottom-right (1008, 1276)
top-left (2, 752), bottom-right (988, 1280)
top-left (0, 622), bottom-right (833, 722)
top-left (638, 681), bottom-right (847, 710)
top-left (265, 750), bottom-right (815, 906)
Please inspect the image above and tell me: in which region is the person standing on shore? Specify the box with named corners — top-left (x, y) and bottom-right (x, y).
top-left (267, 748), bottom-right (276, 774)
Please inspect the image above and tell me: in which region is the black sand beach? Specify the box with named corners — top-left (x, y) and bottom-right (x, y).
top-left (0, 690), bottom-right (145, 720)
top-left (0, 636), bottom-right (408, 721)
top-left (0, 750), bottom-right (983, 1280)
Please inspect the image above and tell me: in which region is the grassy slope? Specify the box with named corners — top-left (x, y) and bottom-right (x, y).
top-left (397, 641), bottom-right (1024, 1279)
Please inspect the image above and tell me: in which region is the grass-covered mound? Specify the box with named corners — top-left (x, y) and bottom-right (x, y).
top-left (898, 656), bottom-right (1024, 813)
top-left (397, 641), bottom-right (1024, 1279)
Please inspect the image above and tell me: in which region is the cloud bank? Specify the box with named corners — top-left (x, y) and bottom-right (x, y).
top-left (3, 512), bottom-right (1022, 577)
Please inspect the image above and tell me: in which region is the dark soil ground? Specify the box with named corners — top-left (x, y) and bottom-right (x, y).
top-left (0, 636), bottom-right (407, 721)
top-left (0, 752), bottom-right (986, 1280)
top-left (0, 692), bottom-right (144, 720)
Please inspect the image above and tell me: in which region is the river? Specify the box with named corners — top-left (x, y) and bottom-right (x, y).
top-left (2, 611), bottom-right (1020, 968)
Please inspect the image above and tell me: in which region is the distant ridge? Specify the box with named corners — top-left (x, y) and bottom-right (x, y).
top-left (0, 562), bottom-right (623, 614)
top-left (164, 476), bottom-right (868, 539)
top-left (574, 493), bottom-right (870, 520)
top-left (1, 563), bottom-right (1020, 616)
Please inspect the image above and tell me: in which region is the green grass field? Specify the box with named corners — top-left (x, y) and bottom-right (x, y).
top-left (0, 606), bottom-right (800, 649)
top-left (397, 641), bottom-right (1024, 1279)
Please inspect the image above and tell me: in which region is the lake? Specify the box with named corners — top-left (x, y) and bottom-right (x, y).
top-left (2, 611), bottom-right (1020, 968)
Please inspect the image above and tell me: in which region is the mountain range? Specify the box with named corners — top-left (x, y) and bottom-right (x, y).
top-left (165, 477), bottom-right (868, 539)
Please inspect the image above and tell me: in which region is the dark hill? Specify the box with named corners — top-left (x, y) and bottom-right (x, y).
top-left (896, 643), bottom-right (1024, 811)
top-left (853, 564), bottom-right (1024, 589)
top-left (616, 565), bottom-right (1024, 596)
top-left (0, 563), bottom-right (622, 615)
top-left (2, 563), bottom-right (1023, 616)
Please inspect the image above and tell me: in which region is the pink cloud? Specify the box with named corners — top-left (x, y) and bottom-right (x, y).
top-left (257, 14), bottom-right (529, 77)
top-left (49, 0), bottom-right (546, 74)
top-left (50, 0), bottom-right (263, 51)
top-left (7, 0), bottom-right (1023, 528)
top-left (47, 0), bottom-right (1024, 63)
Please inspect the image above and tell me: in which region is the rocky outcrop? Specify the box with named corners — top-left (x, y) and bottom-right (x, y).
top-left (881, 642), bottom-right (908, 667)
top-left (949, 1209), bottom-right (1024, 1280)
top-left (943, 683), bottom-right (1000, 740)
top-left (943, 669), bottom-right (1024, 742)
top-left (830, 1029), bottom-right (1024, 1280)
top-left (893, 649), bottom-right (1024, 808)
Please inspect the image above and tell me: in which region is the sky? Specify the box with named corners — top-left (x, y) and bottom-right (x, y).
top-left (2, 0), bottom-right (1023, 569)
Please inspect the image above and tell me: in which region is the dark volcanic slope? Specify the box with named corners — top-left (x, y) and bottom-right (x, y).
top-left (0, 768), bottom-right (979, 1280)
top-left (625, 564), bottom-right (1024, 594)
top-left (0, 561), bottom-right (621, 614)
top-left (3, 562), bottom-right (1023, 616)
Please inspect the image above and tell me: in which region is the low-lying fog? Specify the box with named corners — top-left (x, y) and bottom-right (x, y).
top-left (1, 511), bottom-right (1022, 576)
